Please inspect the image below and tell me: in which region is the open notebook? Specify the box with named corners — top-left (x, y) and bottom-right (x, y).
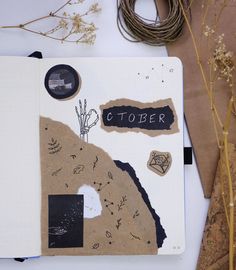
top-left (0, 57), bottom-right (184, 258)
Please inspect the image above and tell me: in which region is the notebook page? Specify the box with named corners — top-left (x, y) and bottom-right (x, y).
top-left (39, 57), bottom-right (184, 255)
top-left (0, 57), bottom-right (41, 257)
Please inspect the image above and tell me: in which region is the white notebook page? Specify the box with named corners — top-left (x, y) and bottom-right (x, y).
top-left (0, 57), bottom-right (41, 257)
top-left (39, 57), bottom-right (185, 255)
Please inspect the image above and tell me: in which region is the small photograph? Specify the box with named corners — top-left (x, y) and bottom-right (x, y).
top-left (45, 64), bottom-right (81, 100)
top-left (48, 194), bottom-right (84, 248)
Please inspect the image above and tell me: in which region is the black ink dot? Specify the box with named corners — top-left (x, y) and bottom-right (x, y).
top-left (104, 199), bottom-right (107, 202)
top-left (45, 127), bottom-right (48, 130)
top-left (107, 181), bottom-right (110, 184)
top-left (97, 189), bottom-right (100, 191)
top-left (106, 205), bottom-right (108, 208)
top-left (109, 242), bottom-right (112, 245)
top-left (99, 183), bottom-right (102, 186)
top-left (94, 181), bottom-right (96, 184)
top-left (145, 76), bottom-right (149, 79)
top-left (111, 202), bottom-right (114, 205)
top-left (152, 67), bottom-right (154, 70)
top-left (147, 241), bottom-right (151, 244)
top-left (80, 148), bottom-right (83, 151)
top-left (111, 212), bottom-right (114, 215)
top-left (162, 80), bottom-right (164, 83)
top-left (138, 72), bottom-right (140, 75)
top-left (161, 64), bottom-right (164, 67)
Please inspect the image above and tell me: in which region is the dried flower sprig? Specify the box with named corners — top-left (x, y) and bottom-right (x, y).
top-left (213, 35), bottom-right (235, 86)
top-left (178, 1), bottom-right (236, 269)
top-left (0, 0), bottom-right (101, 44)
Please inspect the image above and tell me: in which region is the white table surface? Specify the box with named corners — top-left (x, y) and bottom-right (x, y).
top-left (0, 0), bottom-right (209, 269)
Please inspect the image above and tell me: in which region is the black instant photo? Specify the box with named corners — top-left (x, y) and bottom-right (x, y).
top-left (44, 64), bottom-right (80, 100)
top-left (48, 194), bottom-right (84, 248)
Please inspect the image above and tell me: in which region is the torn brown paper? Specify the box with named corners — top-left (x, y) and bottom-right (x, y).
top-left (157, 0), bottom-right (236, 198)
top-left (197, 143), bottom-right (236, 270)
top-left (40, 117), bottom-right (167, 255)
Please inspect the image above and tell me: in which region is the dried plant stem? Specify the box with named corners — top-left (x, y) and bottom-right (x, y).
top-left (0, 0), bottom-right (101, 44)
top-left (1, 23), bottom-right (91, 43)
top-left (188, 0), bottom-right (195, 8)
top-left (201, 0), bottom-right (229, 32)
top-left (178, 1), bottom-right (235, 269)
top-left (220, 100), bottom-right (234, 233)
top-left (0, 18), bottom-right (76, 43)
top-left (0, 3), bottom-right (68, 29)
top-left (201, 0), bottom-right (211, 30)
top-left (214, 0), bottom-right (229, 31)
top-left (21, 27), bottom-right (78, 43)
top-left (20, 15), bottom-right (53, 27)
top-left (223, 115), bottom-right (234, 270)
top-left (211, 110), bottom-right (221, 148)
top-left (53, 0), bottom-right (72, 14)
top-left (210, 88), bottom-right (221, 147)
top-left (209, 63), bottom-right (220, 146)
top-left (177, 0), bottom-right (223, 129)
top-left (220, 160), bottom-right (230, 228)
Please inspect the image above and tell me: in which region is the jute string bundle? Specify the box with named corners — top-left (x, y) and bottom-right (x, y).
top-left (117, 0), bottom-right (189, 46)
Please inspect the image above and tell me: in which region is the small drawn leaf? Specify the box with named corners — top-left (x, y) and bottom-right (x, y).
top-left (92, 243), bottom-right (99, 249)
top-left (108, 171), bottom-right (113, 180)
top-left (105, 230), bottom-right (112, 238)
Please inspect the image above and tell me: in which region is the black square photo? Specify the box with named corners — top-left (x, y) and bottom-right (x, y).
top-left (48, 194), bottom-right (84, 248)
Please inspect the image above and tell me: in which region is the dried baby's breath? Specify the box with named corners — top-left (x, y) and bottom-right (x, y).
top-left (178, 1), bottom-right (236, 269)
top-left (213, 35), bottom-right (235, 86)
top-left (203, 25), bottom-right (215, 37)
top-left (0, 0), bottom-right (101, 45)
top-left (89, 3), bottom-right (102, 13)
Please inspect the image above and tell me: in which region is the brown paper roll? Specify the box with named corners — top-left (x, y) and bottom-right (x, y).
top-left (157, 0), bottom-right (236, 198)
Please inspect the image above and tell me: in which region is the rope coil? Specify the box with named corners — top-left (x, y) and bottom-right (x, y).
top-left (117, 0), bottom-right (189, 46)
